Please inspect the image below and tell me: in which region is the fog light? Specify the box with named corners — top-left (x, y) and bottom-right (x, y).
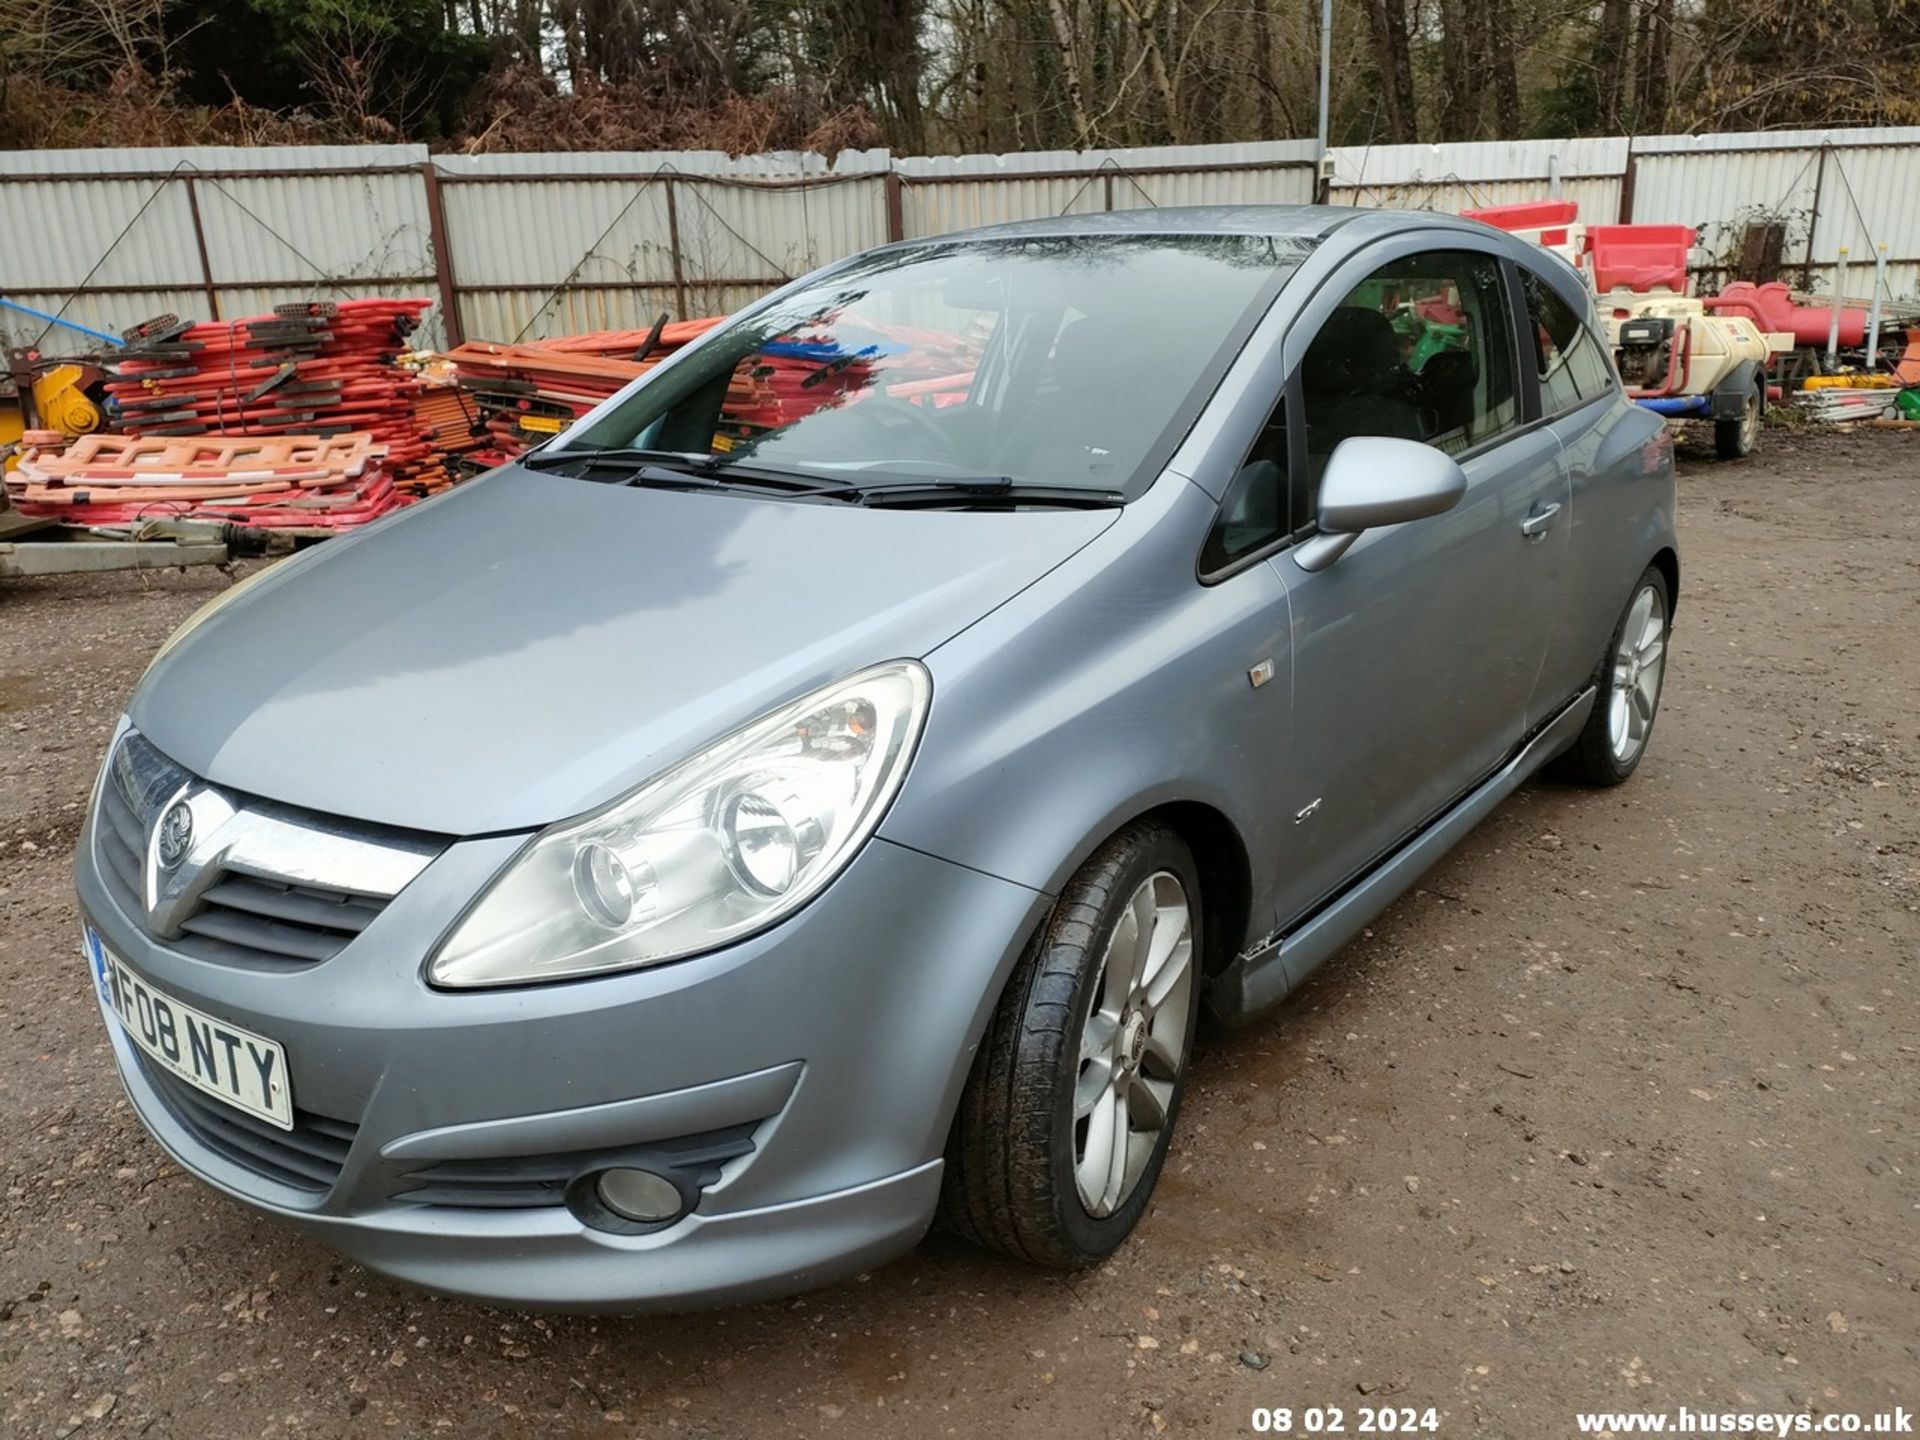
top-left (594, 1167), bottom-right (684, 1224)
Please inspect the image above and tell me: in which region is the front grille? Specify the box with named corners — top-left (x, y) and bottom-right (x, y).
top-left (93, 728), bottom-right (440, 971)
top-left (94, 730), bottom-right (184, 905)
top-left (134, 1051), bottom-right (359, 1193)
top-left (177, 877), bottom-right (386, 967)
top-left (392, 1124), bottom-right (758, 1209)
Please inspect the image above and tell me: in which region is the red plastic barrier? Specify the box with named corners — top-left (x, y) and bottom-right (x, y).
top-left (1586, 224), bottom-right (1695, 293)
top-left (1462, 200), bottom-right (1580, 233)
top-left (102, 298), bottom-right (457, 507)
top-left (1703, 279), bottom-right (1866, 348)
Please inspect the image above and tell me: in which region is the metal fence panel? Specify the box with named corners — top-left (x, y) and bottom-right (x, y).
top-left (1334, 174), bottom-right (1622, 220)
top-left (670, 176), bottom-right (884, 291)
top-left (8, 129), bottom-right (1920, 353)
top-left (897, 141), bottom-right (1318, 236)
top-left (1109, 163), bottom-right (1316, 210)
top-left (1, 144), bottom-right (427, 180)
top-left (436, 177), bottom-right (677, 288)
top-left (902, 174), bottom-right (1104, 236)
top-left (1329, 136), bottom-right (1629, 211)
top-left (1626, 129), bottom-right (1920, 297)
top-left (455, 286), bottom-right (681, 344)
top-left (0, 146), bottom-right (444, 349)
top-left (2, 180), bottom-right (203, 292)
top-left (1631, 147), bottom-right (1822, 260)
top-left (1808, 142), bottom-right (1920, 278)
top-left (1, 288), bottom-right (208, 351)
top-left (428, 153), bottom-right (889, 338)
top-left (196, 172), bottom-right (436, 285)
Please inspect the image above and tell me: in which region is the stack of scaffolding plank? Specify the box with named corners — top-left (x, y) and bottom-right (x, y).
top-left (443, 319), bottom-right (727, 464)
top-left (442, 341), bottom-right (653, 464)
top-left (444, 315), bottom-right (985, 464)
top-left (712, 339), bottom-right (879, 441)
top-left (532, 317), bottom-right (727, 358)
top-left (410, 382), bottom-right (487, 485)
top-left (101, 299), bottom-right (462, 499)
top-left (4, 433), bottom-right (399, 531)
top-left (708, 319), bottom-right (982, 442)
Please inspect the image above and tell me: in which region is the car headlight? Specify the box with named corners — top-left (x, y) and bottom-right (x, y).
top-left (427, 660), bottom-right (932, 989)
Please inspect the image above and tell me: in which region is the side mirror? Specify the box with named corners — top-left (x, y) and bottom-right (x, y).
top-left (1294, 436), bottom-right (1467, 571)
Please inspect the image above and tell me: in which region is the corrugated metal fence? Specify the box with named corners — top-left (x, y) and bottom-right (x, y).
top-left (5, 127), bottom-right (1917, 353)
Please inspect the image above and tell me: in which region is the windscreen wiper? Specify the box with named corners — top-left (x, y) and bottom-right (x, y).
top-left (517, 445), bottom-right (707, 472)
top-left (853, 477), bottom-right (1126, 510)
top-left (519, 446), bottom-right (860, 500)
top-left (621, 464), bottom-right (857, 500)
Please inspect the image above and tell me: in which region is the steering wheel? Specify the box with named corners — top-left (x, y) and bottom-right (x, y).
top-left (840, 394), bottom-right (956, 456)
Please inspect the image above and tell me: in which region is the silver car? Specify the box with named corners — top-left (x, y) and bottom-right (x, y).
top-left (76, 207), bottom-right (1676, 1310)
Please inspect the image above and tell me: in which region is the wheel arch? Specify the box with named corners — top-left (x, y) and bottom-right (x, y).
top-left (1710, 357), bottom-right (1766, 418)
top-left (1137, 800), bottom-right (1255, 980)
top-left (1650, 544), bottom-right (1680, 617)
top-left (1023, 798), bottom-right (1257, 982)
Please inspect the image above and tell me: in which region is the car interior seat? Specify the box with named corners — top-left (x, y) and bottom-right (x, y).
top-left (1412, 349), bottom-right (1478, 450)
top-left (1302, 306), bottom-right (1427, 463)
top-left (993, 316), bottom-right (1160, 485)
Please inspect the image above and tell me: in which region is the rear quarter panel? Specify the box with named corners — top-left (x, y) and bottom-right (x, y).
top-left (1545, 393), bottom-right (1677, 710)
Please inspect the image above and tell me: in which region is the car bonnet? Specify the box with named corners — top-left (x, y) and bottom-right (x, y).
top-left (129, 466), bottom-right (1117, 834)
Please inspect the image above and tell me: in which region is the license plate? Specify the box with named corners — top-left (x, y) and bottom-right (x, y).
top-left (83, 927), bottom-right (294, 1130)
top-left (517, 414), bottom-right (563, 434)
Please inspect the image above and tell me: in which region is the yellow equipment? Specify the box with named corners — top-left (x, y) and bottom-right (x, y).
top-left (3, 363), bottom-right (105, 471)
top-left (33, 363), bottom-right (104, 434)
top-left (1801, 374), bottom-right (1898, 390)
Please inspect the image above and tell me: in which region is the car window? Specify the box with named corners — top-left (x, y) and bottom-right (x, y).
top-left (1565, 323), bottom-right (1618, 399)
top-left (1299, 248), bottom-right (1519, 504)
top-left (712, 306), bottom-right (996, 451)
top-left (568, 234), bottom-right (1315, 498)
top-left (1523, 268), bottom-right (1618, 412)
top-left (1201, 392), bottom-right (1291, 574)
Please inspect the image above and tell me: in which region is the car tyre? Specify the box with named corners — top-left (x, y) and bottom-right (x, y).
top-left (1550, 564), bottom-right (1672, 786)
top-left (1715, 380), bottom-right (1761, 459)
top-left (940, 822), bottom-right (1202, 1268)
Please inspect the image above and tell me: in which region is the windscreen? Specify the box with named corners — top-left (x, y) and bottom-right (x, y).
top-left (564, 233), bottom-right (1311, 495)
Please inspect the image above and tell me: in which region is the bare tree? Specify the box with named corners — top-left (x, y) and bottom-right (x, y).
top-left (1362, 0), bottom-right (1418, 142)
top-left (1042, 0), bottom-right (1094, 145)
top-left (1633, 0), bottom-right (1672, 130)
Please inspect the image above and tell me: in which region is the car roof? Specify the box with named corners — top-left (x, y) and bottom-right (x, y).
top-left (934, 204), bottom-right (1494, 245)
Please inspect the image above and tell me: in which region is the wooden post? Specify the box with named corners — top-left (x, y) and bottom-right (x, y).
top-left (419, 162), bottom-right (465, 347)
top-left (1802, 144), bottom-right (1829, 288)
top-left (663, 175), bottom-right (690, 320)
top-left (182, 176), bottom-right (221, 321)
top-left (8, 350), bottom-right (39, 427)
top-left (1616, 141), bottom-right (1638, 224)
top-left (885, 170), bottom-right (905, 242)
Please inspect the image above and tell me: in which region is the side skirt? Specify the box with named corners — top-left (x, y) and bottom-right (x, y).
top-left (1206, 686), bottom-right (1598, 1025)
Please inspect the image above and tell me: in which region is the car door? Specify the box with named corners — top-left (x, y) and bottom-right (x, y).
top-left (1267, 239), bottom-right (1570, 933)
top-left (1517, 261), bottom-right (1648, 719)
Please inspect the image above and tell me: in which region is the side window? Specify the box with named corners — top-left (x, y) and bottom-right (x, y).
top-left (1565, 322), bottom-right (1619, 398)
top-left (1201, 390), bottom-right (1290, 574)
top-left (1523, 268), bottom-right (1618, 412)
top-left (1299, 250), bottom-right (1518, 507)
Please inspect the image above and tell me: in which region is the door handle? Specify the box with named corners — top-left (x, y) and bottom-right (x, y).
top-left (1520, 501), bottom-right (1563, 539)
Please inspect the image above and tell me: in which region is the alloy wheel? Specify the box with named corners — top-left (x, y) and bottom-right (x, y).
top-left (1073, 871), bottom-right (1196, 1218)
top-left (1608, 582), bottom-right (1668, 765)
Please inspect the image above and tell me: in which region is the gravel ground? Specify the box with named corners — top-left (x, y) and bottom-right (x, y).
top-left (1, 427), bottom-right (1915, 1439)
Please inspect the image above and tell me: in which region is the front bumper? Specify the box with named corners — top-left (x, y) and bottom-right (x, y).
top-left (77, 823), bottom-right (1047, 1310)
